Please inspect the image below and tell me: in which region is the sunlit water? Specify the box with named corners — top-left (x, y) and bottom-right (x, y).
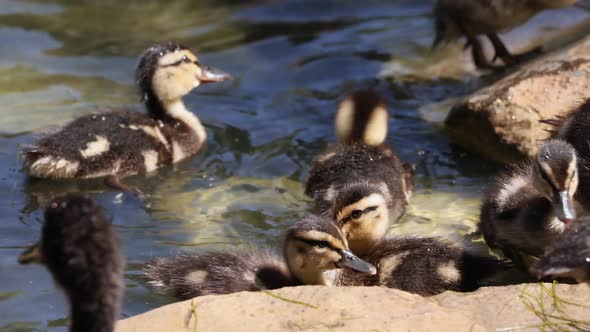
top-left (1, 0), bottom-right (589, 330)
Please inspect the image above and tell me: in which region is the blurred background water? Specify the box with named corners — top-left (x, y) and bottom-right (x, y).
top-left (1, 0), bottom-right (589, 330)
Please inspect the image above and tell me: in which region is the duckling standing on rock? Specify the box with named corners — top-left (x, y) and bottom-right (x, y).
top-left (534, 220), bottom-right (590, 282)
top-left (480, 139), bottom-right (579, 270)
top-left (19, 194), bottom-right (125, 332)
top-left (22, 43), bottom-right (231, 193)
top-left (285, 215), bottom-right (508, 296)
top-left (432, 0), bottom-right (578, 69)
top-left (305, 90), bottom-right (414, 255)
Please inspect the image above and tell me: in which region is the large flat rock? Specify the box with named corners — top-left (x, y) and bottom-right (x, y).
top-left (445, 35), bottom-right (590, 163)
top-left (116, 283), bottom-right (590, 332)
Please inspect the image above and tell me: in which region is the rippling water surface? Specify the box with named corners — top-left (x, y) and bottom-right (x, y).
top-left (1, 0), bottom-right (589, 330)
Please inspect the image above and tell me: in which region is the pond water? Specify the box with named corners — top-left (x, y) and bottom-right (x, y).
top-left (1, 0), bottom-right (589, 330)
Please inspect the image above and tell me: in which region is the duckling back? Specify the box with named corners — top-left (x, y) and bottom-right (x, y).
top-left (535, 220), bottom-right (590, 283)
top-left (19, 194), bottom-right (125, 332)
top-left (144, 250), bottom-right (296, 300)
top-left (335, 90), bottom-right (388, 146)
top-left (345, 236), bottom-right (509, 296)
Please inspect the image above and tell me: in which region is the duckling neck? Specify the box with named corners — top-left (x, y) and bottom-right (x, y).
top-left (295, 269), bottom-right (340, 286)
top-left (144, 93), bottom-right (207, 143)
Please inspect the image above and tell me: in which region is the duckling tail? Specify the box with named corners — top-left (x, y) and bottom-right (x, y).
top-left (335, 90), bottom-right (389, 146)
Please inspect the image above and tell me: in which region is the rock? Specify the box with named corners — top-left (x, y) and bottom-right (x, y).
top-left (116, 284), bottom-right (590, 332)
top-left (445, 35), bottom-right (590, 163)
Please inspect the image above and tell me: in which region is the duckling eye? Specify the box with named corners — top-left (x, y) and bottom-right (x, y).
top-left (181, 55), bottom-right (191, 63)
top-left (351, 210), bottom-right (363, 219)
top-left (316, 241), bottom-right (330, 248)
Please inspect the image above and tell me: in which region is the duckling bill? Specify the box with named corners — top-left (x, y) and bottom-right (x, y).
top-left (22, 43), bottom-right (231, 194)
top-left (432, 0), bottom-right (578, 69)
top-left (19, 194), bottom-right (124, 332)
top-left (306, 90), bottom-right (414, 255)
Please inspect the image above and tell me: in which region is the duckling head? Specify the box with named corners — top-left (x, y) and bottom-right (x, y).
top-left (533, 139), bottom-right (578, 225)
top-left (19, 194), bottom-right (124, 328)
top-left (331, 181), bottom-right (391, 255)
top-left (284, 215), bottom-right (376, 285)
top-left (335, 90), bottom-right (389, 146)
top-left (136, 43), bottom-right (231, 112)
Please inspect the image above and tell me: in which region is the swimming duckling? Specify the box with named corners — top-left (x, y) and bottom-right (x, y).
top-left (480, 139), bottom-right (578, 270)
top-left (143, 250), bottom-right (296, 300)
top-left (534, 220), bottom-right (590, 282)
top-left (22, 43), bottom-right (231, 193)
top-left (285, 215), bottom-right (507, 296)
top-left (433, 0), bottom-right (577, 69)
top-left (19, 194), bottom-right (125, 332)
top-left (550, 99), bottom-right (590, 213)
top-left (305, 90), bottom-right (414, 255)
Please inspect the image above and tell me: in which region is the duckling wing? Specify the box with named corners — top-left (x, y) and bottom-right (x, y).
top-left (22, 110), bottom-right (173, 179)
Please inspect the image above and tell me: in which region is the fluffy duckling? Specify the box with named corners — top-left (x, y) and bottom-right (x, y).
top-left (433, 0), bottom-right (577, 69)
top-left (285, 215), bottom-right (507, 296)
top-left (480, 139), bottom-right (578, 269)
top-left (19, 194), bottom-right (125, 332)
top-left (22, 43), bottom-right (231, 192)
top-left (143, 250), bottom-right (296, 300)
top-left (305, 90), bottom-right (414, 255)
top-left (143, 219), bottom-right (374, 300)
top-left (550, 99), bottom-right (590, 212)
top-left (534, 220), bottom-right (590, 282)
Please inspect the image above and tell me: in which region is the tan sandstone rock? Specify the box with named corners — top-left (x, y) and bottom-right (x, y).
top-left (116, 283), bottom-right (590, 332)
top-left (445, 35), bottom-right (590, 163)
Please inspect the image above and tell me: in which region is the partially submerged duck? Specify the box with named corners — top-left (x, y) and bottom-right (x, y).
top-left (480, 139), bottom-right (578, 270)
top-left (305, 90), bottom-right (414, 255)
top-left (286, 215), bottom-right (508, 296)
top-left (22, 43), bottom-right (231, 193)
top-left (534, 220), bottom-right (590, 283)
top-left (19, 194), bottom-right (125, 332)
top-left (433, 0), bottom-right (578, 69)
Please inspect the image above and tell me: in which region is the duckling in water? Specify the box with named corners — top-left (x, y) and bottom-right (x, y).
top-left (144, 250), bottom-right (296, 300)
top-left (305, 90), bottom-right (414, 255)
top-left (143, 217), bottom-right (374, 300)
top-left (433, 0), bottom-right (577, 69)
top-left (550, 99), bottom-right (590, 213)
top-left (534, 220), bottom-right (590, 282)
top-left (480, 139), bottom-right (578, 270)
top-left (22, 43), bottom-right (231, 193)
top-left (285, 215), bottom-right (507, 296)
top-left (19, 194), bottom-right (125, 332)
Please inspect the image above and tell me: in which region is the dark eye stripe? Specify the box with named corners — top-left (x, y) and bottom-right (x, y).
top-left (161, 60), bottom-right (184, 68)
top-left (294, 237), bottom-right (338, 251)
top-left (364, 206), bottom-right (378, 213)
top-left (540, 167), bottom-right (558, 192)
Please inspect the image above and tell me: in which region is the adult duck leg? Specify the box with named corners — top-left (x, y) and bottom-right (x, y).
top-left (487, 33), bottom-right (542, 65)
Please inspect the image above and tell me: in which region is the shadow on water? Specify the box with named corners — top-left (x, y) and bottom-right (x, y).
top-left (1, 0), bottom-right (589, 330)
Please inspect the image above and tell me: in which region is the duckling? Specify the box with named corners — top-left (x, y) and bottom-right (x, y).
top-left (19, 194), bottom-right (125, 332)
top-left (285, 215), bottom-right (508, 296)
top-left (549, 99), bottom-right (590, 213)
top-left (143, 218), bottom-right (373, 300)
top-left (480, 139), bottom-right (578, 270)
top-left (534, 220), bottom-right (590, 282)
top-left (432, 0), bottom-right (577, 69)
top-left (22, 43), bottom-right (231, 193)
top-left (305, 90), bottom-right (414, 255)
top-left (143, 250), bottom-right (297, 300)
